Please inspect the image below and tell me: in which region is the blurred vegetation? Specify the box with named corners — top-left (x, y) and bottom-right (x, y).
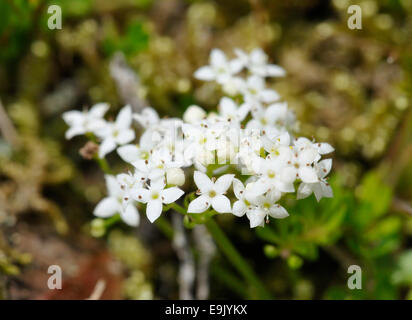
top-left (0, 0), bottom-right (411, 299)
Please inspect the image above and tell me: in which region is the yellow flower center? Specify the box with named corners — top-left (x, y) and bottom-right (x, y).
top-left (209, 190), bottom-right (217, 198)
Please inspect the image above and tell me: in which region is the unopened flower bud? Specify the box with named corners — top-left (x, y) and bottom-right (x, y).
top-left (183, 105), bottom-right (206, 124)
top-left (166, 168), bottom-right (185, 186)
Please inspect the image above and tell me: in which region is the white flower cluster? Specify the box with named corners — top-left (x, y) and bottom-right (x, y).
top-left (63, 48), bottom-right (334, 228)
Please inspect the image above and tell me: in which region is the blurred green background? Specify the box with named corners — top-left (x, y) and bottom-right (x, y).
top-left (0, 0), bottom-right (412, 299)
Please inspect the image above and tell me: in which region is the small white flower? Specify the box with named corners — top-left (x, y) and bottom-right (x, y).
top-left (117, 130), bottom-right (155, 164)
top-left (294, 137), bottom-right (335, 156)
top-left (188, 171), bottom-right (234, 214)
top-left (253, 158), bottom-right (295, 195)
top-left (194, 49), bottom-right (243, 84)
top-left (183, 105), bottom-right (207, 124)
top-left (239, 75), bottom-right (280, 104)
top-left (234, 48), bottom-right (286, 78)
top-left (133, 107), bottom-right (160, 128)
top-left (220, 76), bottom-right (244, 96)
top-left (232, 179), bottom-right (259, 217)
top-left (63, 103), bottom-right (109, 139)
top-left (284, 146), bottom-right (319, 184)
top-left (246, 190), bottom-right (289, 228)
top-left (134, 178), bottom-right (184, 222)
top-left (182, 122), bottom-right (226, 166)
top-left (262, 132), bottom-right (291, 161)
top-left (297, 159), bottom-right (333, 202)
top-left (166, 167), bottom-right (186, 186)
top-left (247, 102), bottom-right (295, 137)
top-left (93, 175), bottom-right (140, 226)
top-left (218, 97), bottom-right (250, 123)
top-left (96, 105), bottom-right (135, 158)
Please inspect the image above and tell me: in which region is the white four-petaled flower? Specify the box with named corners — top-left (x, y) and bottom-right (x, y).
top-left (63, 103), bottom-right (109, 139)
top-left (194, 49), bottom-right (243, 85)
top-left (134, 178), bottom-right (184, 223)
top-left (93, 175), bottom-right (140, 226)
top-left (96, 105), bottom-right (135, 158)
top-left (188, 171), bottom-right (234, 214)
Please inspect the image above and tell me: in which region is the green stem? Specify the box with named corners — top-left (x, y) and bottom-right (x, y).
top-left (94, 156), bottom-right (112, 174)
top-left (168, 202), bottom-right (187, 215)
top-left (167, 202), bottom-right (272, 299)
top-left (205, 218), bottom-right (272, 299)
top-left (211, 263), bottom-right (249, 298)
top-left (155, 216), bottom-right (174, 239)
top-left (104, 213), bottom-right (122, 228)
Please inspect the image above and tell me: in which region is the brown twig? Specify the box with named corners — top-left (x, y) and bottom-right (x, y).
top-left (392, 197), bottom-right (412, 217)
top-left (193, 225), bottom-right (215, 300)
top-left (0, 98), bottom-right (20, 148)
top-left (86, 279), bottom-right (106, 300)
top-left (324, 245), bottom-right (358, 271)
top-left (172, 213), bottom-right (195, 300)
top-left (109, 53), bottom-right (147, 113)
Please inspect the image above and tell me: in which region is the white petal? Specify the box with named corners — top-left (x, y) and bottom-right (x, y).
top-left (187, 195), bottom-right (211, 214)
top-left (269, 205), bottom-right (289, 219)
top-left (210, 48), bottom-right (227, 66)
top-left (250, 48), bottom-right (266, 64)
top-left (214, 174), bottom-right (235, 194)
top-left (317, 159), bottom-right (332, 178)
top-left (105, 175), bottom-right (122, 197)
top-left (89, 103), bottom-right (109, 118)
top-left (212, 195), bottom-right (231, 213)
top-left (314, 182), bottom-right (333, 202)
top-left (62, 110), bottom-right (83, 126)
top-left (247, 75), bottom-right (264, 90)
top-left (320, 182), bottom-right (333, 198)
top-left (115, 129), bottom-right (135, 145)
top-left (299, 166), bottom-right (319, 183)
top-left (148, 168), bottom-right (165, 181)
top-left (298, 148), bottom-right (319, 165)
top-left (318, 143), bottom-right (334, 154)
top-left (260, 89), bottom-right (280, 103)
top-left (160, 187), bottom-right (184, 204)
top-left (312, 183), bottom-right (323, 202)
top-left (266, 65), bottom-right (286, 77)
top-left (151, 177), bottom-right (166, 191)
top-left (94, 197), bottom-right (120, 218)
top-left (266, 102), bottom-right (287, 121)
top-left (116, 105), bottom-right (132, 129)
top-left (133, 188), bottom-right (150, 203)
top-left (232, 200), bottom-right (247, 217)
top-left (121, 204), bottom-right (140, 226)
top-left (237, 102), bottom-right (251, 121)
top-left (267, 189), bottom-right (281, 203)
top-left (297, 182), bottom-right (312, 200)
top-left (250, 178), bottom-right (270, 197)
top-left (232, 178), bottom-right (245, 199)
top-left (194, 66), bottom-right (215, 81)
top-left (219, 97), bottom-right (237, 116)
top-left (193, 171), bottom-right (213, 193)
top-left (139, 130), bottom-right (156, 150)
top-left (274, 132), bottom-right (289, 145)
top-left (87, 119), bottom-right (107, 133)
top-left (99, 138), bottom-right (116, 158)
top-left (276, 179), bottom-right (295, 193)
top-left (247, 209), bottom-right (265, 228)
top-left (117, 144), bottom-right (140, 163)
top-left (146, 200), bottom-right (163, 223)
top-left (65, 126), bottom-right (85, 139)
top-left (133, 107), bottom-right (159, 128)
top-left (229, 59), bottom-right (244, 74)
